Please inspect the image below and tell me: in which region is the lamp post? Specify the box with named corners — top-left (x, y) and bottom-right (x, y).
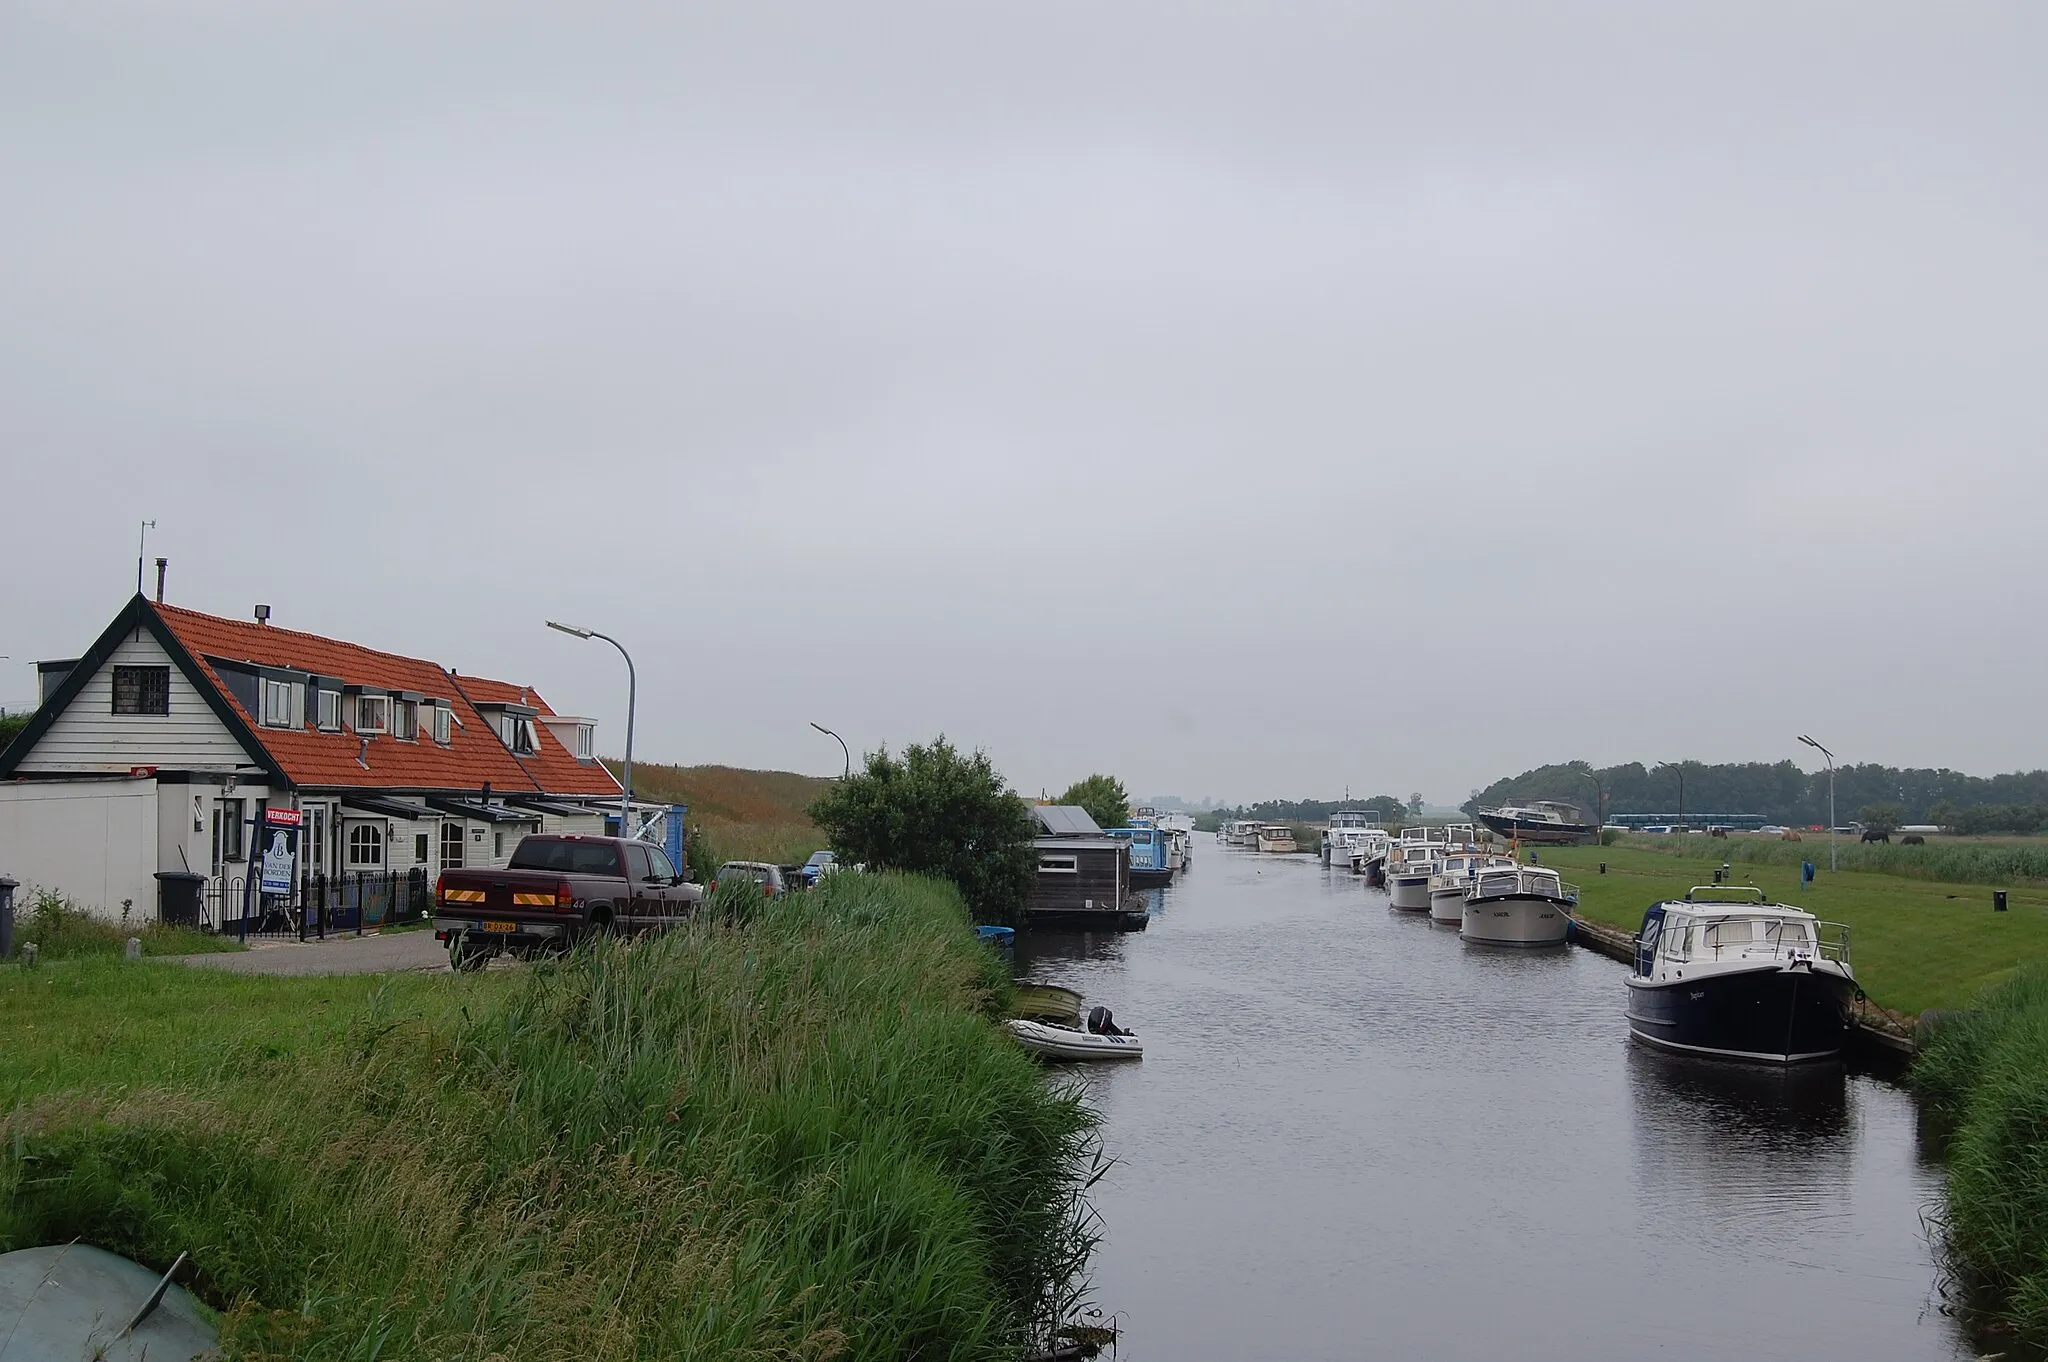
top-left (1656, 761), bottom-right (1685, 833)
top-left (547, 621), bottom-right (635, 840)
top-left (1578, 764), bottom-right (1606, 840)
top-left (809, 722), bottom-right (850, 779)
top-left (1799, 734), bottom-right (1837, 872)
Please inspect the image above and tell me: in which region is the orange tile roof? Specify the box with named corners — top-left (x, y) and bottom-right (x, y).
top-left (447, 673), bottom-right (624, 797)
top-left (150, 602), bottom-right (619, 797)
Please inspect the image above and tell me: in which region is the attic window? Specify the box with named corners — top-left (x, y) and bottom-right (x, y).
top-left (393, 699), bottom-right (417, 741)
top-left (260, 677), bottom-right (302, 729)
top-left (569, 723), bottom-right (593, 760)
top-left (354, 694), bottom-right (389, 734)
top-left (500, 713), bottom-right (539, 755)
top-left (430, 704), bottom-right (452, 746)
top-left (316, 689), bottom-right (342, 732)
top-left (111, 665), bottom-right (170, 716)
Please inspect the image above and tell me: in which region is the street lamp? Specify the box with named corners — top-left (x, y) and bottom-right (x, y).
top-left (1798, 734), bottom-right (1837, 872)
top-left (809, 722), bottom-right (850, 779)
top-left (1655, 761), bottom-right (1686, 833)
top-left (547, 621), bottom-right (635, 840)
top-left (1577, 763), bottom-right (1606, 839)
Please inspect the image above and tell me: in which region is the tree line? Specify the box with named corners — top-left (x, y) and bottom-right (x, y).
top-left (1463, 760), bottom-right (2048, 833)
top-left (1195, 794), bottom-right (1415, 831)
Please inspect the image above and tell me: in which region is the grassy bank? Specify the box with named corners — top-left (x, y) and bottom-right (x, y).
top-left (1539, 843), bottom-right (2048, 1016)
top-left (9, 888), bottom-right (243, 959)
top-left (625, 761), bottom-right (830, 864)
top-left (1624, 831), bottom-right (2048, 886)
top-left (0, 873), bottom-right (1099, 1359)
top-left (1915, 968), bottom-right (2048, 1344)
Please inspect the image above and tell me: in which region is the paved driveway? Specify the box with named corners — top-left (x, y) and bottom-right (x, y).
top-left (177, 929), bottom-right (449, 976)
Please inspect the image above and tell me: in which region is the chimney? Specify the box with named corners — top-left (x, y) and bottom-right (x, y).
top-left (154, 558), bottom-right (167, 603)
top-left (254, 604), bottom-right (272, 626)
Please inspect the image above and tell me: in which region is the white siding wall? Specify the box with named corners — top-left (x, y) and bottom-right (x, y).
top-left (0, 780), bottom-right (159, 921)
top-left (17, 632), bottom-right (253, 774)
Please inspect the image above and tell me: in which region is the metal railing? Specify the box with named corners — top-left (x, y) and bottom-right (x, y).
top-left (204, 869), bottom-right (433, 941)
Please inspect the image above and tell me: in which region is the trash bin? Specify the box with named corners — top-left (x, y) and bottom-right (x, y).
top-left (0, 876), bottom-right (16, 959)
top-left (1995, 891), bottom-right (2009, 913)
top-left (155, 871), bottom-right (206, 928)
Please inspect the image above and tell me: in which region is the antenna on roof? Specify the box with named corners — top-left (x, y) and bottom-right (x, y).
top-left (135, 520), bottom-right (156, 596)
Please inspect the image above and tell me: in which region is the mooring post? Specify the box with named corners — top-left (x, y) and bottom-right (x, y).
top-left (0, 876), bottom-right (15, 959)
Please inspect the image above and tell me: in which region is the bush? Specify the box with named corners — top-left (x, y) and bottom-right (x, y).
top-left (1600, 827), bottom-right (1622, 846)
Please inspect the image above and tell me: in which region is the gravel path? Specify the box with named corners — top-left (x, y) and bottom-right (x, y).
top-left (177, 929), bottom-right (450, 976)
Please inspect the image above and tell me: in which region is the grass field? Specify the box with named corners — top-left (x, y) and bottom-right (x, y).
top-left (10, 889), bottom-right (244, 960)
top-left (1540, 842), bottom-right (2048, 1016)
top-left (619, 761), bottom-right (830, 864)
top-left (0, 873), bottom-right (1100, 1360)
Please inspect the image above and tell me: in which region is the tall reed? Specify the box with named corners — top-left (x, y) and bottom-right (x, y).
top-left (1, 873), bottom-right (1100, 1359)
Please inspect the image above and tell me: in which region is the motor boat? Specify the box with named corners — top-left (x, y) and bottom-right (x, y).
top-left (1475, 800), bottom-right (1597, 846)
top-left (1321, 810), bottom-right (1381, 864)
top-left (1386, 828), bottom-right (1446, 910)
top-left (1005, 1016), bottom-right (1144, 1061)
top-left (1255, 824), bottom-right (1298, 853)
top-left (1625, 887), bottom-right (1857, 1063)
top-left (1428, 852), bottom-right (1513, 923)
top-left (1460, 863), bottom-right (1577, 946)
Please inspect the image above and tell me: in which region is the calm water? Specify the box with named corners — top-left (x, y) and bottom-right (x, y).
top-left (1016, 835), bottom-right (1964, 1362)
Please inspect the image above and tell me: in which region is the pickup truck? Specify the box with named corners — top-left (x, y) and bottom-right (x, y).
top-left (433, 834), bottom-right (702, 971)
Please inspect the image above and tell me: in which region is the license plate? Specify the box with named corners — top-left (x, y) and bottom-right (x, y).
top-left (482, 920), bottom-right (519, 934)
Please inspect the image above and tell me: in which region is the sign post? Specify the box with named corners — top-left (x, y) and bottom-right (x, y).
top-left (260, 807), bottom-right (302, 938)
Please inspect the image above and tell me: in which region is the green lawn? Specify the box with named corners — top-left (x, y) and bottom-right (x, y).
top-left (1539, 843), bottom-right (2048, 1016)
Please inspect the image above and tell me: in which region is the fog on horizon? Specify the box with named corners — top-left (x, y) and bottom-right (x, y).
top-left (3, 3), bottom-right (2042, 806)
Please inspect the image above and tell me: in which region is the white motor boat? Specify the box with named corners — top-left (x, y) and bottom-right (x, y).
top-left (1386, 828), bottom-right (1446, 910)
top-left (1256, 824), bottom-right (1298, 853)
top-left (1476, 800), bottom-right (1598, 845)
top-left (1427, 852), bottom-right (1512, 923)
top-left (1321, 810), bottom-right (1382, 863)
top-left (1005, 1017), bottom-right (1145, 1061)
top-left (1460, 864), bottom-right (1578, 946)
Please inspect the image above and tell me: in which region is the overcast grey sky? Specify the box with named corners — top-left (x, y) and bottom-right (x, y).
top-left (3, 3), bottom-right (2043, 805)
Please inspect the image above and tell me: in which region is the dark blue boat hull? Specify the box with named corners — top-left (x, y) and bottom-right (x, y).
top-left (1626, 965), bottom-right (1856, 1063)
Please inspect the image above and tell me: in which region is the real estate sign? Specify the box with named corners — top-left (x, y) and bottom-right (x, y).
top-left (260, 807), bottom-right (301, 896)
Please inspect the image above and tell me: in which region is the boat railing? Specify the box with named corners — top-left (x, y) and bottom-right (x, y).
top-left (1559, 881), bottom-right (1581, 905)
top-left (1816, 920), bottom-right (1852, 966)
top-left (1681, 885), bottom-right (1770, 903)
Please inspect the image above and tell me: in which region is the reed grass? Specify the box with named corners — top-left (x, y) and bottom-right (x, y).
top-left (0, 873), bottom-right (1099, 1359)
top-left (1914, 967), bottom-right (2048, 1345)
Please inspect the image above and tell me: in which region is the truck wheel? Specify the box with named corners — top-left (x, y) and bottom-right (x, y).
top-left (448, 934), bottom-right (490, 973)
top-left (582, 909), bottom-right (614, 947)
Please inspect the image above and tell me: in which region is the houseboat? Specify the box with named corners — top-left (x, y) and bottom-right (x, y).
top-left (1460, 864), bottom-right (1576, 946)
top-left (1625, 887), bottom-right (1857, 1063)
top-left (1026, 805), bottom-right (1148, 931)
top-left (1475, 800), bottom-right (1597, 846)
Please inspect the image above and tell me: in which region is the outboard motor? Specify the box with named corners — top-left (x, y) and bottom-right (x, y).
top-left (1087, 1005), bottom-right (1120, 1036)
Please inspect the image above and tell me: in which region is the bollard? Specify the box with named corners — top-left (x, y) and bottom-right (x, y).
top-left (1598, 863), bottom-right (1607, 875)
top-left (1995, 891), bottom-right (2009, 913)
top-left (125, 936), bottom-right (142, 960)
top-left (0, 876), bottom-right (15, 960)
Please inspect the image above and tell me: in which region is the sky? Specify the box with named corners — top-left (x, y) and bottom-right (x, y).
top-left (3, 2), bottom-right (2044, 807)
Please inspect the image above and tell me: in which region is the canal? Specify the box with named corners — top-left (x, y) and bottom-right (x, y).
top-left (1016, 835), bottom-right (1965, 1361)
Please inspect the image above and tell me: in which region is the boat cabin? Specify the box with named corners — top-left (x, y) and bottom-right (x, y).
top-left (1469, 865), bottom-right (1575, 903)
top-left (1633, 888), bottom-right (1850, 980)
top-left (1027, 805), bottom-right (1140, 928)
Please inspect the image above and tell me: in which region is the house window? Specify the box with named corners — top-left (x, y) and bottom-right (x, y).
top-left (354, 695), bottom-right (389, 734)
top-left (213, 798), bottom-right (246, 869)
top-left (260, 677), bottom-right (299, 728)
top-left (413, 832), bottom-right (429, 863)
top-left (111, 665), bottom-right (170, 715)
top-left (393, 699), bottom-right (417, 741)
top-left (1038, 853), bottom-right (1078, 874)
top-left (571, 723), bottom-right (594, 760)
top-left (440, 822), bottom-right (464, 870)
top-left (500, 714), bottom-right (538, 755)
top-left (316, 689), bottom-right (342, 731)
top-left (430, 704), bottom-right (452, 745)
top-left (494, 831), bottom-right (505, 859)
top-left (347, 822), bottom-right (384, 868)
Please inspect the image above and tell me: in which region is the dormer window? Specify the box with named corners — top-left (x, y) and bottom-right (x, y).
top-left (260, 676), bottom-right (302, 729)
top-left (499, 713), bottom-right (538, 755)
top-left (393, 698), bottom-right (418, 741)
top-left (316, 688), bottom-right (342, 731)
top-left (569, 723), bottom-right (593, 760)
top-left (430, 703), bottom-right (452, 745)
top-left (354, 694), bottom-right (389, 734)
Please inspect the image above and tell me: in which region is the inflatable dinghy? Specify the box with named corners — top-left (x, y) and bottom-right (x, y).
top-left (1005, 1017), bottom-right (1144, 1061)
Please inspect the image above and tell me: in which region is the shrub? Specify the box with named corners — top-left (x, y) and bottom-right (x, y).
top-left (11, 888), bottom-right (240, 960)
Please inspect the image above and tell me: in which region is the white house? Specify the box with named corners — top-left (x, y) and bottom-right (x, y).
top-left (0, 594), bottom-right (634, 925)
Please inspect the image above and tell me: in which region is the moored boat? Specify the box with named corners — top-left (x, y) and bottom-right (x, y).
top-left (1427, 851), bottom-right (1512, 923)
top-left (1013, 983), bottom-right (1086, 1025)
top-left (1460, 863), bottom-right (1577, 946)
top-left (1255, 824), bottom-right (1298, 853)
top-left (1005, 1017), bottom-right (1145, 1061)
top-left (1386, 828), bottom-right (1446, 910)
top-left (1625, 887), bottom-right (1857, 1063)
top-left (1106, 824), bottom-right (1175, 887)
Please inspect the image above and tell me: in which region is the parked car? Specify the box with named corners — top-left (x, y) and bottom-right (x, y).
top-left (716, 861), bottom-right (787, 897)
top-left (800, 849), bottom-right (838, 886)
top-left (434, 834), bottom-right (700, 971)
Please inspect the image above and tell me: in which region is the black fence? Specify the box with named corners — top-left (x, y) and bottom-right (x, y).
top-left (202, 869), bottom-right (433, 942)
